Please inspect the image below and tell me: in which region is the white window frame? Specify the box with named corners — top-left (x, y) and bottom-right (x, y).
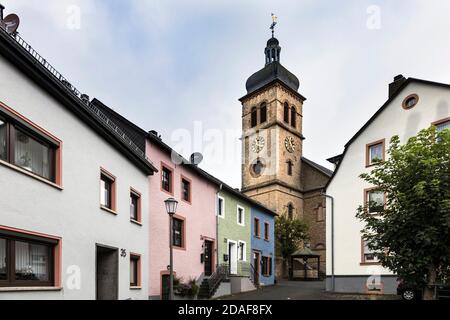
top-left (237, 205), bottom-right (245, 226)
top-left (238, 240), bottom-right (247, 262)
top-left (217, 196), bottom-right (225, 219)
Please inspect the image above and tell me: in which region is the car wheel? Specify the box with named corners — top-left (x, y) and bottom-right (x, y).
top-left (402, 290), bottom-right (415, 301)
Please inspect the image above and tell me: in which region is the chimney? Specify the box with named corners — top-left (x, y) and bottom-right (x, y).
top-left (0, 4), bottom-right (5, 21)
top-left (389, 74), bottom-right (407, 98)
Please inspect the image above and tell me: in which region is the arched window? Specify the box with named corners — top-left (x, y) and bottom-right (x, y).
top-left (291, 106), bottom-right (297, 128)
top-left (251, 107), bottom-right (257, 128)
top-left (283, 102), bottom-right (289, 123)
top-left (287, 203), bottom-right (294, 220)
top-left (260, 103), bottom-right (267, 124)
top-left (287, 160), bottom-right (293, 176)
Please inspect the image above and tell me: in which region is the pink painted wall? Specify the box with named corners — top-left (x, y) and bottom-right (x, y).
top-left (146, 140), bottom-right (217, 298)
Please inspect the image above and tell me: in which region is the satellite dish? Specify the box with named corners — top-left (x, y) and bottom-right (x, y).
top-left (190, 152), bottom-right (204, 166)
top-left (2, 14), bottom-right (20, 34)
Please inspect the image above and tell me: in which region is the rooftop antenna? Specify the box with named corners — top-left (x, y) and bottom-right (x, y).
top-left (270, 13), bottom-right (278, 38)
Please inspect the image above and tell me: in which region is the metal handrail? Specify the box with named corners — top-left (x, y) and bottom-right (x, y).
top-left (0, 25), bottom-right (154, 166)
top-left (208, 264), bottom-right (229, 296)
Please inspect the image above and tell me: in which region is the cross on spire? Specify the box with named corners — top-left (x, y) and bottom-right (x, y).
top-left (270, 13), bottom-right (278, 38)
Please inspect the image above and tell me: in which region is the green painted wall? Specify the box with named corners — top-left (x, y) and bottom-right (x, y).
top-left (217, 190), bottom-right (251, 266)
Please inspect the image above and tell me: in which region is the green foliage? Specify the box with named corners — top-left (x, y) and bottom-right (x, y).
top-left (356, 127), bottom-right (450, 294)
top-left (275, 214), bottom-right (309, 259)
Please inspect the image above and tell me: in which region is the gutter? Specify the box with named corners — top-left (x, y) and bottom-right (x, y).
top-left (216, 183), bottom-right (223, 270)
top-left (322, 191), bottom-right (335, 292)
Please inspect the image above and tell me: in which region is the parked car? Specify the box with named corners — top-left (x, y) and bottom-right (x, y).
top-left (397, 279), bottom-right (450, 300)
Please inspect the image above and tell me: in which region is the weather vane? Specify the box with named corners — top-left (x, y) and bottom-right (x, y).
top-left (270, 13), bottom-right (278, 37)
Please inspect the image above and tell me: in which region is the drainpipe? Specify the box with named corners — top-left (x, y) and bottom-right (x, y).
top-left (322, 191), bottom-right (335, 292)
top-left (216, 184), bottom-right (223, 270)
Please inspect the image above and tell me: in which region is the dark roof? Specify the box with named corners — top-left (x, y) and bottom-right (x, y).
top-left (246, 61), bottom-right (300, 95)
top-left (301, 157), bottom-right (334, 177)
top-left (0, 26), bottom-right (157, 175)
top-left (325, 76), bottom-right (450, 189)
top-left (93, 99), bottom-right (279, 217)
top-left (326, 154), bottom-right (343, 165)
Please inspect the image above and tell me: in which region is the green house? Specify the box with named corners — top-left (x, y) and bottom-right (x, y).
top-left (217, 189), bottom-right (251, 275)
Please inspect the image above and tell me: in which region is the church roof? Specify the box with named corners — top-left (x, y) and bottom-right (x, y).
top-left (302, 157), bottom-right (334, 177)
top-left (246, 61), bottom-right (300, 95)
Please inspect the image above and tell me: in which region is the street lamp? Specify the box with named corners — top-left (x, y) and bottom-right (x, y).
top-left (164, 197), bottom-right (178, 300)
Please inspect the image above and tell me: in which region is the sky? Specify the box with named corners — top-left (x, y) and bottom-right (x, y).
top-left (3, 0), bottom-right (450, 188)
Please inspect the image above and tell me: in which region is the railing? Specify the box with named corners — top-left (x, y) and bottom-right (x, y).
top-left (0, 24), bottom-right (153, 166)
top-left (208, 264), bottom-right (229, 296)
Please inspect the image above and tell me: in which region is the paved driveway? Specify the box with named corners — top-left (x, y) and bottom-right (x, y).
top-left (219, 281), bottom-right (399, 300)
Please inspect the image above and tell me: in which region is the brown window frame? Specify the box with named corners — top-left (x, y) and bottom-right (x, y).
top-left (0, 235), bottom-right (55, 288)
top-left (361, 238), bottom-right (381, 266)
top-left (402, 94), bottom-right (419, 110)
top-left (181, 175), bottom-right (192, 204)
top-left (130, 188), bottom-right (142, 224)
top-left (130, 253), bottom-right (142, 288)
top-left (161, 162), bottom-right (174, 195)
top-left (254, 217), bottom-right (260, 238)
top-left (172, 215), bottom-right (186, 250)
top-left (364, 188), bottom-right (386, 215)
top-left (261, 256), bottom-right (272, 277)
top-left (100, 168), bottom-right (117, 213)
top-left (366, 139), bottom-right (385, 167)
top-left (264, 222), bottom-right (270, 241)
top-left (0, 103), bottom-right (62, 187)
top-left (432, 117), bottom-right (450, 132)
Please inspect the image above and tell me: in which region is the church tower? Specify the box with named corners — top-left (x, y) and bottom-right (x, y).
top-left (240, 34), bottom-right (306, 219)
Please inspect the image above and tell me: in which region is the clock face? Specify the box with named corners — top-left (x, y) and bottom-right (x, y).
top-left (252, 136), bottom-right (266, 153)
top-left (285, 136), bottom-right (296, 153)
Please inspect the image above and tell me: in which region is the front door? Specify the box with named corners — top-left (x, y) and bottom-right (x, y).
top-left (96, 245), bottom-right (118, 300)
top-left (253, 251), bottom-right (260, 285)
top-left (161, 274), bottom-right (170, 300)
top-left (204, 240), bottom-right (213, 276)
top-left (228, 241), bottom-right (237, 275)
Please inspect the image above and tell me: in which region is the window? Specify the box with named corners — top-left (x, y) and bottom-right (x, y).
top-left (130, 254), bottom-right (141, 288)
top-left (130, 189), bottom-right (141, 223)
top-left (264, 223), bottom-right (270, 241)
top-left (287, 203), bottom-right (294, 220)
top-left (0, 118), bottom-right (6, 161)
top-left (366, 140), bottom-right (385, 166)
top-left (251, 158), bottom-right (265, 177)
top-left (0, 114), bottom-right (60, 184)
top-left (434, 118), bottom-right (450, 133)
top-left (287, 160), bottom-right (293, 176)
top-left (291, 107), bottom-right (297, 128)
top-left (402, 94), bottom-right (419, 110)
top-left (262, 256), bottom-right (272, 277)
top-left (161, 165), bottom-right (173, 194)
top-left (362, 239), bottom-right (379, 264)
top-left (254, 218), bottom-right (260, 237)
top-left (283, 103), bottom-right (290, 123)
top-left (181, 177), bottom-right (191, 203)
top-left (217, 196), bottom-right (225, 218)
top-left (237, 206), bottom-right (245, 226)
top-left (238, 241), bottom-right (246, 261)
top-left (366, 189), bottom-right (385, 214)
top-left (260, 103), bottom-right (267, 124)
top-left (173, 217), bottom-right (184, 248)
top-left (100, 170), bottom-right (116, 211)
top-left (316, 205), bottom-right (325, 222)
top-left (251, 107), bottom-right (257, 128)
top-left (0, 235), bottom-right (55, 287)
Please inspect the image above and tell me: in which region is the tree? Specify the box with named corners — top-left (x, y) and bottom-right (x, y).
top-left (275, 215), bottom-right (309, 278)
top-left (356, 127), bottom-right (450, 300)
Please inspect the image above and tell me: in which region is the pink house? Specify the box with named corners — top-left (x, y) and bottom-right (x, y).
top-left (146, 133), bottom-right (218, 299)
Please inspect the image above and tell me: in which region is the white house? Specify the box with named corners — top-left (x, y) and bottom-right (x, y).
top-left (325, 75), bottom-right (450, 294)
top-left (0, 21), bottom-right (157, 299)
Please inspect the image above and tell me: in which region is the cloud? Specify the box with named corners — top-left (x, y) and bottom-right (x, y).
top-left (3, 0), bottom-right (450, 187)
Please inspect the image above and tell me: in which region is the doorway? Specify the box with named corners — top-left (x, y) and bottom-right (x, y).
top-left (204, 240), bottom-right (214, 277)
top-left (228, 240), bottom-right (238, 275)
top-left (253, 251), bottom-right (261, 285)
top-left (96, 245), bottom-right (118, 300)
top-left (161, 274), bottom-right (170, 300)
